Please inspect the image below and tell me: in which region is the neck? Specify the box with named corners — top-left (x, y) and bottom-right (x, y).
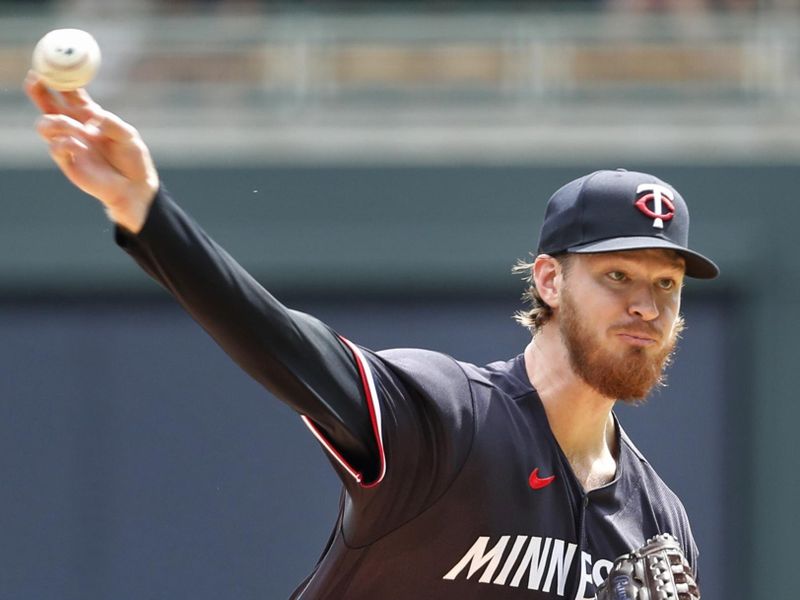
top-left (523, 324), bottom-right (617, 476)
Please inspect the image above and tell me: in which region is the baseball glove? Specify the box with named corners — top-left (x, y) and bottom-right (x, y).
top-left (596, 533), bottom-right (700, 600)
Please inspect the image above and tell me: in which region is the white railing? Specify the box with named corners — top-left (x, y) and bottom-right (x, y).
top-left (3, 9), bottom-right (800, 164)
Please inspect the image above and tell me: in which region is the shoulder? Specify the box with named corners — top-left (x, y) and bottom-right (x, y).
top-left (377, 347), bottom-right (471, 382)
top-left (369, 350), bottom-right (538, 455)
top-left (375, 349), bottom-right (530, 400)
top-left (373, 347), bottom-right (473, 396)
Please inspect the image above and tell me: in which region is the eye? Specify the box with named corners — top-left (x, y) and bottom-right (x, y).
top-left (607, 271), bottom-right (627, 282)
top-left (657, 278), bottom-right (676, 291)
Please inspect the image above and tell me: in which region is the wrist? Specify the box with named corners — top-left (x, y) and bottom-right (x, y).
top-left (106, 177), bottom-right (159, 234)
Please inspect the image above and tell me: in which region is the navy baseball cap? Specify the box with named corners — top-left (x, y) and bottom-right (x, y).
top-left (537, 169), bottom-right (719, 279)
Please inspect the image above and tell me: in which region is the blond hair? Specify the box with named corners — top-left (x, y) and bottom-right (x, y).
top-left (512, 254), bottom-right (573, 333)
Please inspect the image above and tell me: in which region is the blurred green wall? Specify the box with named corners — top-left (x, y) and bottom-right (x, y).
top-left (0, 165), bottom-right (773, 292)
top-left (2, 163), bottom-right (797, 598)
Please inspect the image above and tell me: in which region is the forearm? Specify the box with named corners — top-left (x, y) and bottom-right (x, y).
top-left (115, 187), bottom-right (379, 477)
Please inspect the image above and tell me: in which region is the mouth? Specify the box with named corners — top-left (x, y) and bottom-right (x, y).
top-left (615, 332), bottom-right (659, 347)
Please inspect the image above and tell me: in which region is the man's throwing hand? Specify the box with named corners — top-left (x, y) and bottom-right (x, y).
top-left (24, 70), bottom-right (159, 233)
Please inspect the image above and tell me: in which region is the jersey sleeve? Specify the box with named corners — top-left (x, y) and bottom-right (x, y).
top-left (114, 187), bottom-right (477, 542)
top-left (114, 186), bottom-right (383, 485)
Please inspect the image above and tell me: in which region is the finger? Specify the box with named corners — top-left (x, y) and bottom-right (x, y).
top-left (24, 70), bottom-right (62, 115)
top-left (60, 88), bottom-right (101, 122)
top-left (48, 135), bottom-right (112, 194)
top-left (36, 114), bottom-right (91, 144)
top-left (48, 135), bottom-right (88, 172)
top-left (89, 109), bottom-right (139, 142)
top-left (49, 134), bottom-right (87, 156)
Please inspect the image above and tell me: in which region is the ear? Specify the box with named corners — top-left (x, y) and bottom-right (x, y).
top-left (532, 254), bottom-right (564, 309)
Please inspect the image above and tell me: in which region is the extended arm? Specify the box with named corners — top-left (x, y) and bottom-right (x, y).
top-left (25, 72), bottom-right (380, 482)
top-left (115, 189), bottom-right (381, 481)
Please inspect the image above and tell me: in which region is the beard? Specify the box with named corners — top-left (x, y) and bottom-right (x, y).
top-left (558, 287), bottom-right (683, 403)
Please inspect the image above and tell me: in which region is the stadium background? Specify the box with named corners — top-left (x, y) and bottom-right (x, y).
top-left (2, 1), bottom-right (798, 598)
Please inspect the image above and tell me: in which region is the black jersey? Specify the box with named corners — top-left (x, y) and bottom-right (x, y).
top-left (116, 189), bottom-right (698, 600)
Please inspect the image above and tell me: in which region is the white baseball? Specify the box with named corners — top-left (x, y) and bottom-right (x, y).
top-left (32, 29), bottom-right (101, 91)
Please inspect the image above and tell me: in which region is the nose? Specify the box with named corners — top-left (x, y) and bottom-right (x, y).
top-left (628, 285), bottom-right (659, 321)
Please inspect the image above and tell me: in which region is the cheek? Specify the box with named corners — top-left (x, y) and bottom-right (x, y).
top-left (595, 287), bottom-right (633, 321)
top-left (579, 298), bottom-right (620, 337)
top-left (564, 277), bottom-right (630, 329)
top-left (660, 294), bottom-right (680, 319)
top-left (659, 297), bottom-right (682, 333)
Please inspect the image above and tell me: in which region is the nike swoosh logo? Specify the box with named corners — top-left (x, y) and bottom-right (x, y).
top-left (529, 468), bottom-right (556, 490)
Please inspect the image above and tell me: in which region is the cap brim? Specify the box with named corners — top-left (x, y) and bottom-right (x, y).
top-left (567, 236), bottom-right (719, 279)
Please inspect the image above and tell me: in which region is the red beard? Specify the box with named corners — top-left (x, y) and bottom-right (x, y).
top-left (558, 287), bottom-right (682, 402)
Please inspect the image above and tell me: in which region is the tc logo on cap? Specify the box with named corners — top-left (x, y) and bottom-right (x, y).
top-left (635, 183), bottom-right (675, 229)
